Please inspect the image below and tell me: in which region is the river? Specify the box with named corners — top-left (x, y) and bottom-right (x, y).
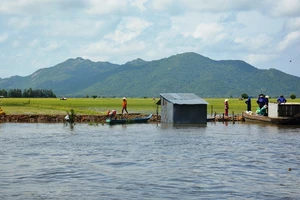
top-left (0, 122), bottom-right (299, 199)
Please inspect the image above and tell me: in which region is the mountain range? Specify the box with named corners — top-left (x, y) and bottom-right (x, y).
top-left (0, 52), bottom-right (299, 98)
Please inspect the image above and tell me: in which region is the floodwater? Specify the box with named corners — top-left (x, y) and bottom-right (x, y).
top-left (0, 122), bottom-right (300, 200)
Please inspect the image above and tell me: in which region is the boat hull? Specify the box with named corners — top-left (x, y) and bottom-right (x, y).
top-left (242, 111), bottom-right (300, 125)
top-left (106, 114), bottom-right (153, 125)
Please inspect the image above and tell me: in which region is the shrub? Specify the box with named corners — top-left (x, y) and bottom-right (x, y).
top-left (290, 94), bottom-right (296, 99)
top-left (241, 93), bottom-right (248, 99)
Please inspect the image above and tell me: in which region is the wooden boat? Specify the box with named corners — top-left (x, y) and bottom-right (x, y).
top-left (242, 111), bottom-right (300, 125)
top-left (242, 103), bottom-right (300, 125)
top-left (207, 116), bottom-right (215, 122)
top-left (106, 114), bottom-right (153, 125)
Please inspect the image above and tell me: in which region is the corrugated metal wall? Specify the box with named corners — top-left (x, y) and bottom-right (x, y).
top-left (278, 104), bottom-right (300, 117)
top-left (160, 97), bottom-right (207, 124)
top-left (161, 98), bottom-right (174, 123)
top-left (173, 104), bottom-right (207, 124)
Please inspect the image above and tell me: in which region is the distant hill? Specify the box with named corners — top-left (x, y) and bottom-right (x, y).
top-left (0, 52), bottom-right (299, 98)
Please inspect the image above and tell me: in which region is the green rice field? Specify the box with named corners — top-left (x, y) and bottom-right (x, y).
top-left (0, 97), bottom-right (299, 115)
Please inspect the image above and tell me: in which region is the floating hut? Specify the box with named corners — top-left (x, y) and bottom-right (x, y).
top-left (159, 93), bottom-right (208, 124)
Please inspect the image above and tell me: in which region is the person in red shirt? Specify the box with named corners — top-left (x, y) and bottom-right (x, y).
top-left (107, 110), bottom-right (117, 119)
top-left (224, 99), bottom-right (229, 116)
top-left (122, 97), bottom-right (128, 114)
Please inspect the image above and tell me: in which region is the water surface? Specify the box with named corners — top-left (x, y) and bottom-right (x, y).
top-left (1, 122), bottom-right (299, 199)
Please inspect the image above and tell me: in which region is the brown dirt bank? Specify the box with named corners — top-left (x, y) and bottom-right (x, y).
top-left (0, 113), bottom-right (160, 123)
top-left (0, 113), bottom-right (243, 123)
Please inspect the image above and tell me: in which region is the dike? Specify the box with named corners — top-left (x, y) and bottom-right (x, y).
top-left (0, 113), bottom-right (243, 123)
top-left (0, 113), bottom-right (161, 123)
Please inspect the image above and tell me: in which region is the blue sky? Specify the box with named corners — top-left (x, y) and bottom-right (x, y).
top-left (0, 0), bottom-right (300, 78)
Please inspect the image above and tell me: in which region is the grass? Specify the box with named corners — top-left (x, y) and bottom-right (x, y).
top-left (0, 97), bottom-right (298, 115)
top-left (0, 98), bottom-right (158, 115)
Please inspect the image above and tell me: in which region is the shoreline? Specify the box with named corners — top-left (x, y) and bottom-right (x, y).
top-left (0, 113), bottom-right (159, 123)
top-left (0, 113), bottom-right (243, 123)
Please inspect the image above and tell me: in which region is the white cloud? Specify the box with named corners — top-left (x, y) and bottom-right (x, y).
top-left (85, 0), bottom-right (128, 15)
top-left (40, 19), bottom-right (105, 37)
top-left (0, 0), bottom-right (53, 14)
top-left (267, 0), bottom-right (300, 17)
top-left (190, 23), bottom-right (225, 42)
top-left (104, 17), bottom-right (153, 44)
top-left (244, 53), bottom-right (278, 65)
top-left (12, 40), bottom-right (21, 48)
top-left (183, 0), bottom-right (261, 12)
top-left (283, 17), bottom-right (300, 31)
top-left (234, 35), bottom-right (273, 52)
top-left (129, 0), bottom-right (148, 11)
top-left (8, 17), bottom-right (31, 29)
top-left (28, 39), bottom-right (40, 48)
top-left (147, 0), bottom-right (174, 11)
top-left (278, 31), bottom-right (300, 51)
top-left (41, 41), bottom-right (61, 52)
top-left (0, 33), bottom-right (8, 43)
top-left (79, 40), bottom-right (147, 63)
top-left (0, 0), bottom-right (87, 15)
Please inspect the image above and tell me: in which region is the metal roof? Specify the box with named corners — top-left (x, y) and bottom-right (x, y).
top-left (160, 93), bottom-right (208, 105)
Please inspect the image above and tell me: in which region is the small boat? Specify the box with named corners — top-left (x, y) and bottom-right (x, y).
top-left (207, 116), bottom-right (215, 122)
top-left (242, 103), bottom-right (300, 125)
top-left (242, 111), bottom-right (293, 125)
top-left (106, 114), bottom-right (153, 125)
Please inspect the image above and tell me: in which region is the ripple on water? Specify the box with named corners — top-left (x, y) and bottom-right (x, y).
top-left (0, 122), bottom-right (300, 199)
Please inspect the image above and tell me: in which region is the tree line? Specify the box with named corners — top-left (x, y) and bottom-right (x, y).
top-left (0, 88), bottom-right (57, 98)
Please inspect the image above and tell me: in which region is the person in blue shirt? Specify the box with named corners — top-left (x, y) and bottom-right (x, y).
top-left (256, 94), bottom-right (266, 109)
top-left (245, 96), bottom-right (251, 111)
top-left (277, 95), bottom-right (287, 104)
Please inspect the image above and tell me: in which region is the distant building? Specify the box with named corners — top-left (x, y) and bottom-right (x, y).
top-left (159, 93), bottom-right (208, 124)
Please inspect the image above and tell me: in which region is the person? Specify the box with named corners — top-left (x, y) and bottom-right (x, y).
top-left (256, 94), bottom-right (266, 109)
top-left (122, 97), bottom-right (128, 114)
top-left (265, 95), bottom-right (269, 116)
top-left (245, 96), bottom-right (251, 111)
top-left (224, 99), bottom-right (229, 116)
top-left (265, 95), bottom-right (269, 106)
top-left (256, 105), bottom-right (268, 115)
top-left (277, 95), bottom-right (287, 104)
top-left (107, 110), bottom-right (117, 119)
top-left (0, 107), bottom-right (5, 115)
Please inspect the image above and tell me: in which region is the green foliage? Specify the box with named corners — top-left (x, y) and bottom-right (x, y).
top-left (290, 94), bottom-right (296, 99)
top-left (0, 88), bottom-right (56, 98)
top-left (241, 93), bottom-right (248, 99)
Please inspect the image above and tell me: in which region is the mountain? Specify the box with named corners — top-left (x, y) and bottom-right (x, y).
top-left (0, 52), bottom-right (299, 98)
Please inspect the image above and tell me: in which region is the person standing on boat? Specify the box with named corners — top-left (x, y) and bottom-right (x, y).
top-left (224, 99), bottom-right (229, 116)
top-left (107, 110), bottom-right (117, 119)
top-left (245, 96), bottom-right (251, 111)
top-left (256, 94), bottom-right (266, 109)
top-left (277, 95), bottom-right (287, 104)
top-left (122, 97), bottom-right (128, 114)
top-left (265, 95), bottom-right (269, 116)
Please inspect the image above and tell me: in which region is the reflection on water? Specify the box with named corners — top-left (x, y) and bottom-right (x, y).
top-left (0, 122), bottom-right (300, 199)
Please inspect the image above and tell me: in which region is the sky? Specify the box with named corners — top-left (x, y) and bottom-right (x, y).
top-left (0, 0), bottom-right (300, 79)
